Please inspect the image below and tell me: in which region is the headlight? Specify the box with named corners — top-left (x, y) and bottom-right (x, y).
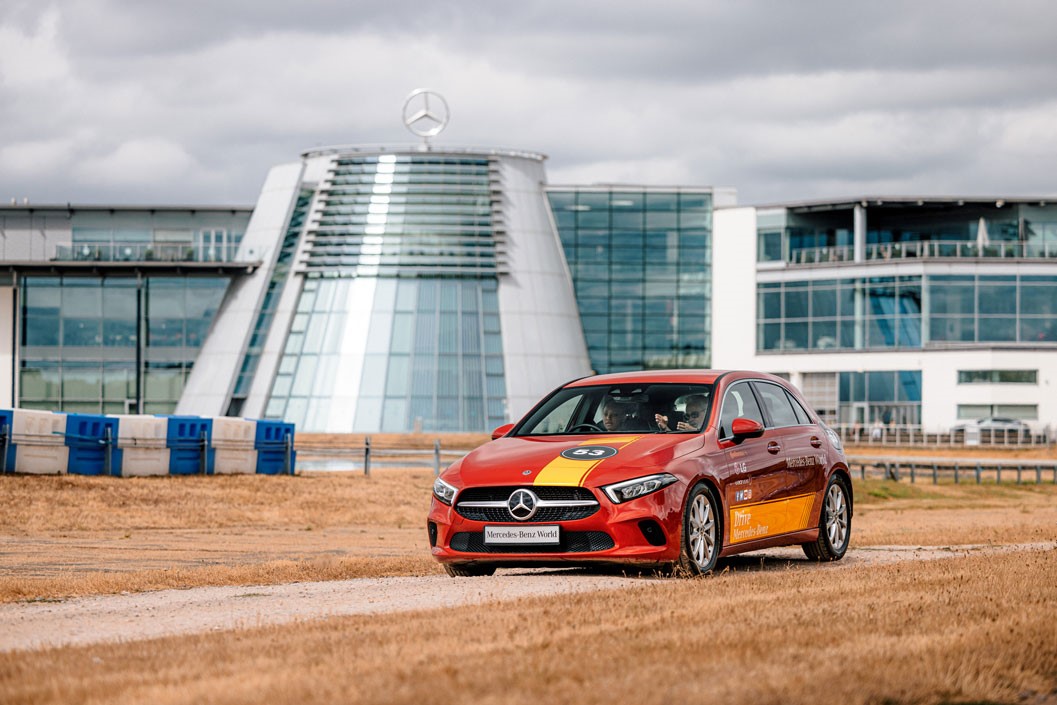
top-left (602, 473), bottom-right (678, 504)
top-left (824, 426), bottom-right (843, 452)
top-left (432, 477), bottom-right (457, 505)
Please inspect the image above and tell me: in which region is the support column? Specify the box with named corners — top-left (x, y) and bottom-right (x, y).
top-left (854, 203), bottom-right (867, 263)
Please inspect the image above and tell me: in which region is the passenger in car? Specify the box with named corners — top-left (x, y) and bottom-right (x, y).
top-left (655, 394), bottom-right (709, 432)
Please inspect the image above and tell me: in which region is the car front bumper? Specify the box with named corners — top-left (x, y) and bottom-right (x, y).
top-left (427, 483), bottom-right (687, 566)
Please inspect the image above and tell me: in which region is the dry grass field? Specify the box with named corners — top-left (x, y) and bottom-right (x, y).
top-left (0, 470), bottom-right (443, 603)
top-left (1, 547), bottom-right (1054, 705)
top-left (1, 443), bottom-right (1056, 705)
top-left (844, 442), bottom-right (1057, 460)
top-left (2, 467), bottom-right (1056, 603)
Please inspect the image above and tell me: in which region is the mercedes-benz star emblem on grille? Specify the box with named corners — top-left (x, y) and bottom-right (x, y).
top-left (507, 488), bottom-right (539, 521)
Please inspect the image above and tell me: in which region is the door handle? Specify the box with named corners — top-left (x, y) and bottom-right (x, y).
top-left (767, 441), bottom-right (782, 454)
top-left (810, 436), bottom-right (822, 448)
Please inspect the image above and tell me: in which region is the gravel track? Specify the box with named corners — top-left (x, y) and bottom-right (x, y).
top-left (2, 542), bottom-right (1051, 653)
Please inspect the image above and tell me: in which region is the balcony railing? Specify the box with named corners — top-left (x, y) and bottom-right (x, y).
top-left (786, 240), bottom-right (1057, 265)
top-left (52, 242), bottom-right (241, 263)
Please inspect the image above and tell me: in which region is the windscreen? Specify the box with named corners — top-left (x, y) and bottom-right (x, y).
top-left (514, 383), bottom-right (714, 436)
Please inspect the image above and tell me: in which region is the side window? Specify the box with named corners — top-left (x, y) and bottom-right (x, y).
top-left (719, 382), bottom-right (765, 439)
top-left (785, 390), bottom-right (812, 425)
top-left (755, 382), bottom-right (799, 428)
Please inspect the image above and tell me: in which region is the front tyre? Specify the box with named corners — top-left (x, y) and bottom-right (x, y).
top-left (803, 474), bottom-right (852, 561)
top-left (443, 563), bottom-right (496, 577)
top-left (678, 483), bottom-right (721, 575)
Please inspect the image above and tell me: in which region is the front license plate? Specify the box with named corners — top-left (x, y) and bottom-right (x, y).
top-left (484, 525), bottom-right (560, 545)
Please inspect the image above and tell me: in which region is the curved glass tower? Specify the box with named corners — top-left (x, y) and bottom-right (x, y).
top-left (179, 146), bottom-right (591, 432)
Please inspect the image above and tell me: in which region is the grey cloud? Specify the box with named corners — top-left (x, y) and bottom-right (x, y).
top-left (2, 0), bottom-right (1057, 206)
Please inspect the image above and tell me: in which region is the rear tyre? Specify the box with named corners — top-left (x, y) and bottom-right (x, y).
top-left (443, 563), bottom-right (496, 577)
top-left (677, 483), bottom-right (721, 575)
top-left (803, 474), bottom-right (851, 561)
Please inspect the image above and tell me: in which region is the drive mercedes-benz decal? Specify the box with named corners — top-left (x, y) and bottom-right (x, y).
top-left (507, 488), bottom-right (539, 521)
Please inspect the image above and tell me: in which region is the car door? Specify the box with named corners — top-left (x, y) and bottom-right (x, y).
top-left (717, 381), bottom-right (785, 544)
top-left (751, 380), bottom-right (825, 501)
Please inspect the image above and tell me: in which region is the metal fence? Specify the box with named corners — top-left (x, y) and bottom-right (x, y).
top-left (848, 455), bottom-right (1057, 484)
top-left (295, 437), bottom-right (474, 476)
top-left (834, 424), bottom-right (1053, 448)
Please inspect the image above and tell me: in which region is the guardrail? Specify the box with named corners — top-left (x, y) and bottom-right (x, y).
top-left (296, 437), bottom-right (474, 476)
top-left (848, 455), bottom-right (1057, 484)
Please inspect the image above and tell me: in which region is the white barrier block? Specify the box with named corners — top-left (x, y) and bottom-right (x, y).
top-left (212, 417), bottom-right (258, 474)
top-left (12, 410), bottom-right (69, 474)
top-left (112, 415), bottom-right (170, 477)
top-left (214, 447), bottom-right (258, 474)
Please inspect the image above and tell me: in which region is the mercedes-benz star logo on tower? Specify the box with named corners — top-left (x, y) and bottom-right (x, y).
top-left (507, 488), bottom-right (539, 521)
top-left (402, 89), bottom-right (449, 145)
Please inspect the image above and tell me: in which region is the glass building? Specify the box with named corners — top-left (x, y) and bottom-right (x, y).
top-left (547, 187), bottom-right (713, 373)
top-left (712, 198), bottom-right (1057, 432)
top-left (178, 147), bottom-right (591, 432)
top-left (4, 152), bottom-right (1056, 435)
top-left (2, 206), bottom-right (251, 414)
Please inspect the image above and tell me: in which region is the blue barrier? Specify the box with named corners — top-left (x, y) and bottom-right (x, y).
top-left (0, 410), bottom-right (295, 476)
top-left (163, 416), bottom-right (215, 475)
top-left (64, 413), bottom-right (122, 476)
top-left (254, 420), bottom-right (295, 475)
top-left (0, 409), bottom-right (15, 473)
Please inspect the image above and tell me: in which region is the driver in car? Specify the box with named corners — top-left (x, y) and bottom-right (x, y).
top-left (600, 399), bottom-right (630, 432)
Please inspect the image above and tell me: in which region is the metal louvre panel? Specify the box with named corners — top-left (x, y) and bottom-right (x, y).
top-left (301, 155), bottom-right (507, 276)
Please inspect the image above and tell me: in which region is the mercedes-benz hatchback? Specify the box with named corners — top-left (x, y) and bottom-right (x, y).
top-left (428, 370), bottom-right (852, 576)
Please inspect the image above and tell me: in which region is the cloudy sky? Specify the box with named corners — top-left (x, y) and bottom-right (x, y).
top-left (2, 1), bottom-right (1056, 207)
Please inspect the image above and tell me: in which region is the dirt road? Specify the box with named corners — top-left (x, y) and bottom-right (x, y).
top-left (3, 542), bottom-right (1051, 653)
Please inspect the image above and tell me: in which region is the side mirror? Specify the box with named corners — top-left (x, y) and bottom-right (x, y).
top-left (491, 423), bottom-right (515, 440)
top-left (731, 417), bottom-right (765, 440)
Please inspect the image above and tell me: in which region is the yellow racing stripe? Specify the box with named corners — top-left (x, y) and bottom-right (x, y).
top-left (534, 436), bottom-right (642, 487)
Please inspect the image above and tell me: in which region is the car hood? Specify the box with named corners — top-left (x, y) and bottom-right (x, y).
top-left (446, 433), bottom-right (703, 488)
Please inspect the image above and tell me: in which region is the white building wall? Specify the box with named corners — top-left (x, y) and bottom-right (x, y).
top-left (241, 155), bottom-right (332, 419)
top-left (0, 285), bottom-right (13, 407)
top-left (711, 207), bottom-right (759, 371)
top-left (496, 155), bottom-right (592, 423)
top-left (177, 162), bottom-right (304, 416)
top-left (711, 205), bottom-right (1057, 432)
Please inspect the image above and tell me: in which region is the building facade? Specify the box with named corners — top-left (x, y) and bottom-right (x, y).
top-left (1, 206), bottom-right (251, 415)
top-left (547, 186), bottom-right (719, 374)
top-left (712, 198), bottom-right (1057, 432)
top-left (177, 146), bottom-right (592, 432)
top-left (3, 153), bottom-right (1055, 434)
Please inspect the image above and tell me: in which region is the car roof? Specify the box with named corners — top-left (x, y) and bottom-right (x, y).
top-left (563, 369), bottom-right (789, 388)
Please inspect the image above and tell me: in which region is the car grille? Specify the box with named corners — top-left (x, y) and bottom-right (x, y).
top-left (458, 486), bottom-right (596, 502)
top-left (455, 486), bottom-right (599, 523)
top-left (449, 531), bottom-right (615, 553)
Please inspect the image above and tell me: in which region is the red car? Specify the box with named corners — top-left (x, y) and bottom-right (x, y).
top-left (427, 370), bottom-right (852, 576)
